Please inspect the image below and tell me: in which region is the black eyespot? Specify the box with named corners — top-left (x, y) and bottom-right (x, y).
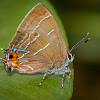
top-left (9, 55), bottom-right (13, 59)
top-left (8, 67), bottom-right (11, 71)
top-left (7, 67), bottom-right (11, 72)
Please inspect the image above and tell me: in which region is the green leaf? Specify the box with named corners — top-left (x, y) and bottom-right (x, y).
top-left (0, 0), bottom-right (73, 100)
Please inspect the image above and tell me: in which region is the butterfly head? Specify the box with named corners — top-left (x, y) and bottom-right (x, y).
top-left (0, 49), bottom-right (18, 72)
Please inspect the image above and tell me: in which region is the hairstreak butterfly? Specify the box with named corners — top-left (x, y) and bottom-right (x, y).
top-left (0, 3), bottom-right (90, 88)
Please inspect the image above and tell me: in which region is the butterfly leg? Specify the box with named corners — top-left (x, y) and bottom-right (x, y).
top-left (67, 66), bottom-right (71, 82)
top-left (55, 65), bottom-right (71, 88)
top-left (38, 63), bottom-right (56, 86)
top-left (62, 72), bottom-right (65, 88)
top-left (61, 67), bottom-right (71, 87)
top-left (38, 72), bottom-right (47, 86)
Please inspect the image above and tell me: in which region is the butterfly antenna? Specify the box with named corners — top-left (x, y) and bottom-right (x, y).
top-left (69, 32), bottom-right (90, 53)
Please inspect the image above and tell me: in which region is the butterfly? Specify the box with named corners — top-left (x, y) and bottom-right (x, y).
top-left (0, 3), bottom-right (90, 88)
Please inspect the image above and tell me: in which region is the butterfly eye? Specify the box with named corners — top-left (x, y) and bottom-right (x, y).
top-left (68, 53), bottom-right (71, 60)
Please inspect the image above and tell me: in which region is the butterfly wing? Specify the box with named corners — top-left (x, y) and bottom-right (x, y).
top-left (8, 3), bottom-right (67, 73)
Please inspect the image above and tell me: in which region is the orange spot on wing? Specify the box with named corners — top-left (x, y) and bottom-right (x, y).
top-left (9, 53), bottom-right (17, 60)
top-left (7, 53), bottom-right (18, 67)
top-left (13, 60), bottom-right (18, 66)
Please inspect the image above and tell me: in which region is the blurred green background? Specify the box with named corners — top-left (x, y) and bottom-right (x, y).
top-left (0, 0), bottom-right (100, 100)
